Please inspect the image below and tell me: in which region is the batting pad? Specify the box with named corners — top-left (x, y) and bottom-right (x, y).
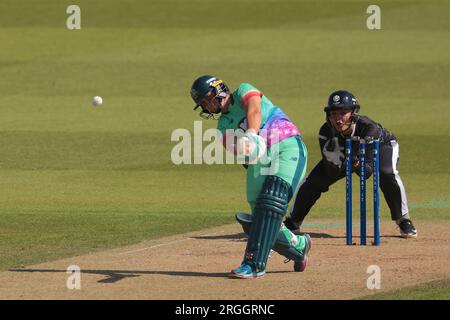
top-left (236, 212), bottom-right (306, 263)
top-left (244, 176), bottom-right (290, 271)
top-left (272, 224), bottom-right (306, 261)
top-left (235, 212), bottom-right (252, 235)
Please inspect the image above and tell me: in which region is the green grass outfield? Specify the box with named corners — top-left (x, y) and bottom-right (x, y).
top-left (359, 278), bottom-right (450, 300)
top-left (0, 0), bottom-right (449, 298)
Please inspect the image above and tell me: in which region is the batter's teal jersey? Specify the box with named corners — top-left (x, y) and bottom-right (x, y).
top-left (217, 83), bottom-right (275, 133)
top-left (217, 83), bottom-right (299, 148)
top-left (215, 83), bottom-right (307, 209)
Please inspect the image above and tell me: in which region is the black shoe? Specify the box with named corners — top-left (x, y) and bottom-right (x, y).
top-left (399, 219), bottom-right (417, 238)
top-left (284, 217), bottom-right (301, 235)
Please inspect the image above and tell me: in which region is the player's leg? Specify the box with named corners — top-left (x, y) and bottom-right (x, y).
top-left (379, 140), bottom-right (417, 238)
top-left (271, 136), bottom-right (312, 271)
top-left (284, 160), bottom-right (344, 233)
top-left (244, 136), bottom-right (304, 222)
top-left (231, 175), bottom-right (290, 278)
top-left (233, 136), bottom-right (312, 275)
top-left (274, 224), bottom-right (312, 272)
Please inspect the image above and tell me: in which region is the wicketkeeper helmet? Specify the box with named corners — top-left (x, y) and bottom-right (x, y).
top-left (324, 90), bottom-right (360, 114)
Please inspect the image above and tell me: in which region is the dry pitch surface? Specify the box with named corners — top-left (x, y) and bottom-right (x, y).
top-left (0, 219), bottom-right (449, 300)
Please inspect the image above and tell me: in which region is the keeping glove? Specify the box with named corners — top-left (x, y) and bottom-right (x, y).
top-left (322, 137), bottom-right (345, 168)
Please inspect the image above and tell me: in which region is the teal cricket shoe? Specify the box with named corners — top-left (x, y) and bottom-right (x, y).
top-left (294, 233), bottom-right (312, 272)
top-left (230, 261), bottom-right (265, 279)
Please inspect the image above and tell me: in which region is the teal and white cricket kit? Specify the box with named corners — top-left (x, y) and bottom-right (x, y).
top-left (217, 83), bottom-right (308, 211)
top-left (218, 83), bottom-right (311, 276)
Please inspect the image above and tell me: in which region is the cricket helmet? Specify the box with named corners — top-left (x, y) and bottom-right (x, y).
top-left (324, 90), bottom-right (360, 114)
top-left (190, 75), bottom-right (230, 119)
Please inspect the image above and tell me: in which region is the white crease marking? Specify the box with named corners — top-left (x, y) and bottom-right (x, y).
top-left (118, 230), bottom-right (226, 255)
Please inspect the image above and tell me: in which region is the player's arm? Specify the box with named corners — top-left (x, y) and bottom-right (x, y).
top-left (237, 95), bottom-right (266, 163)
top-left (319, 124), bottom-right (344, 177)
top-left (243, 95), bottom-right (262, 134)
top-left (318, 124), bottom-right (329, 157)
top-left (238, 83), bottom-right (263, 133)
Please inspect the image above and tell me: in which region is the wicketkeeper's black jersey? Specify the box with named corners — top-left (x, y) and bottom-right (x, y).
top-left (318, 115), bottom-right (397, 177)
top-left (319, 115), bottom-right (396, 148)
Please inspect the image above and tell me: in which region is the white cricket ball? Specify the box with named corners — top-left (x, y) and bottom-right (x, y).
top-left (92, 96), bottom-right (103, 106)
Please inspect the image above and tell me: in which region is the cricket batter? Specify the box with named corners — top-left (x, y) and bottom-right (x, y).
top-left (284, 90), bottom-right (418, 238)
top-left (190, 75), bottom-right (312, 278)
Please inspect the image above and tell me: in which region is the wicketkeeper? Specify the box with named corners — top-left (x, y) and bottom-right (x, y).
top-left (190, 75), bottom-right (312, 279)
top-left (284, 90), bottom-right (417, 238)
